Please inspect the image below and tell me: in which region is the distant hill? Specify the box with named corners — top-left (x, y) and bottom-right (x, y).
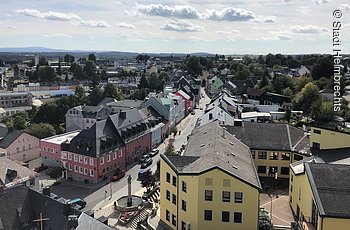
top-left (0, 47), bottom-right (215, 58)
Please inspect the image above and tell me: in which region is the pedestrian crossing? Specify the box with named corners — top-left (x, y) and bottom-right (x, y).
top-left (126, 208), bottom-right (150, 229)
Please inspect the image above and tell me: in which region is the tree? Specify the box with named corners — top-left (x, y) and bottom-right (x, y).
top-left (185, 56), bottom-right (202, 76)
top-left (293, 76), bottom-right (312, 92)
top-left (47, 167), bottom-right (64, 181)
top-left (293, 82), bottom-right (321, 114)
top-left (33, 102), bottom-right (60, 125)
top-left (138, 75), bottom-right (149, 89)
top-left (57, 57), bottom-right (62, 75)
top-left (140, 169), bottom-right (156, 192)
top-left (83, 60), bottom-right (96, 78)
top-left (259, 75), bottom-right (269, 88)
top-left (37, 66), bottom-right (56, 82)
top-left (285, 108), bottom-right (291, 122)
top-left (14, 65), bottom-right (19, 77)
top-left (39, 56), bottom-right (48, 66)
top-left (311, 100), bottom-right (334, 122)
top-left (311, 57), bottom-right (333, 80)
top-left (74, 85), bottom-right (85, 98)
top-left (88, 87), bottom-right (104, 105)
top-left (103, 83), bottom-right (123, 100)
top-left (165, 142), bottom-right (176, 155)
top-left (64, 54), bottom-right (75, 63)
top-left (73, 64), bottom-right (85, 79)
top-left (148, 73), bottom-right (162, 90)
top-left (26, 123), bottom-right (56, 139)
top-left (0, 59), bottom-right (4, 67)
top-left (88, 53), bottom-right (97, 62)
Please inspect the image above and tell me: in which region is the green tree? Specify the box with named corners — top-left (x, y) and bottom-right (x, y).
top-left (140, 169), bottom-right (156, 192)
top-left (103, 83), bottom-right (123, 100)
top-left (73, 64), bottom-right (85, 79)
top-left (57, 57), bottom-right (62, 75)
top-left (294, 76), bottom-right (313, 92)
top-left (39, 56), bottom-right (48, 66)
top-left (0, 59), bottom-right (4, 67)
top-left (311, 100), bottom-right (334, 122)
top-left (14, 65), bottom-right (19, 77)
top-left (47, 167), bottom-right (64, 181)
top-left (185, 56), bottom-right (202, 76)
top-left (139, 75), bottom-right (149, 89)
top-left (64, 54), bottom-right (75, 63)
top-left (311, 56), bottom-right (333, 80)
top-left (88, 53), bottom-right (97, 62)
top-left (282, 87), bottom-right (293, 96)
top-left (33, 102), bottom-right (60, 125)
top-left (259, 75), bottom-right (269, 88)
top-left (285, 108), bottom-right (291, 122)
top-left (37, 66), bottom-right (56, 82)
top-left (88, 87), bottom-right (104, 105)
top-left (293, 82), bottom-right (321, 114)
top-left (26, 123), bottom-right (56, 138)
top-left (75, 85), bottom-right (85, 98)
top-left (165, 141), bottom-right (176, 155)
top-left (83, 60), bottom-right (96, 78)
top-left (148, 73), bottom-right (161, 90)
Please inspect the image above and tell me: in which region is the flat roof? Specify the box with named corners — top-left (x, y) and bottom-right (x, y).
top-left (41, 130), bottom-right (81, 145)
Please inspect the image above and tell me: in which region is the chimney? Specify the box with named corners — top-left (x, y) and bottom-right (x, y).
top-left (67, 215), bottom-right (79, 229)
top-left (43, 187), bottom-right (50, 196)
top-left (119, 110), bottom-right (127, 119)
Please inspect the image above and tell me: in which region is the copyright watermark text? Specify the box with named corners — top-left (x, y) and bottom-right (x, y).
top-left (333, 9), bottom-right (342, 112)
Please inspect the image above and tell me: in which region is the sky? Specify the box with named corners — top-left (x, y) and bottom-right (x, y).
top-left (0, 0), bottom-right (349, 54)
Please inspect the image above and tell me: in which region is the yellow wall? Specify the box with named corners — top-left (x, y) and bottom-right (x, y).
top-left (252, 150), bottom-right (304, 179)
top-left (310, 127), bottom-right (350, 150)
top-left (160, 157), bottom-right (260, 230)
top-left (321, 217), bottom-right (350, 230)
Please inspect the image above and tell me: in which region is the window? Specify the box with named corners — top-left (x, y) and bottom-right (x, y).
top-left (313, 129), bottom-right (321, 134)
top-left (222, 191), bottom-right (230, 202)
top-left (113, 152), bottom-right (117, 160)
top-left (61, 152), bottom-right (67, 159)
top-left (234, 212), bottom-right (242, 223)
top-left (181, 221), bottom-right (186, 230)
top-left (172, 176), bottom-right (177, 187)
top-left (100, 157), bottom-right (104, 165)
top-left (84, 157), bottom-right (88, 164)
top-left (312, 142), bottom-right (320, 149)
top-left (281, 152), bottom-right (290, 160)
top-left (172, 214), bottom-right (176, 226)
top-left (258, 151), bottom-right (267, 159)
top-left (294, 154), bottom-right (303, 161)
top-left (205, 190), bottom-right (213, 201)
top-left (235, 192), bottom-right (243, 203)
top-left (90, 158), bottom-right (94, 166)
top-left (258, 166), bottom-right (266, 174)
top-left (118, 150), bottom-right (123, 157)
top-left (182, 181), bottom-right (187, 192)
top-left (166, 173), bottom-right (170, 183)
top-left (281, 167), bottom-right (290, 175)
top-left (68, 164), bottom-right (72, 171)
top-left (251, 150), bottom-right (256, 159)
top-left (74, 165), bottom-right (78, 172)
top-left (28, 144), bottom-right (31, 149)
top-left (166, 210), bottom-right (170, 221)
top-left (204, 210), bottom-right (212, 221)
top-left (223, 179), bottom-right (230, 187)
top-left (172, 194), bottom-right (176, 205)
top-left (269, 166), bottom-right (278, 175)
top-left (79, 166), bottom-right (83, 173)
top-left (107, 154), bottom-right (111, 162)
top-left (222, 211), bottom-right (230, 222)
top-left (16, 147), bottom-right (20, 153)
top-left (90, 169), bottom-right (94, 177)
top-left (205, 178), bottom-right (213, 185)
top-left (182, 200), bottom-right (186, 211)
top-left (84, 168), bottom-right (88, 175)
top-left (68, 153), bottom-right (72, 160)
top-left (74, 155), bottom-right (78, 162)
top-left (79, 156), bottom-right (83, 163)
top-left (269, 152), bottom-right (278, 160)
top-left (166, 190), bottom-right (170, 201)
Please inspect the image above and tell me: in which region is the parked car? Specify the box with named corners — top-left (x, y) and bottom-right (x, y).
top-left (138, 154), bottom-right (150, 164)
top-left (149, 149), bottom-right (159, 157)
top-left (33, 165), bottom-right (48, 172)
top-left (138, 169), bottom-right (146, 180)
top-left (141, 158), bottom-right (153, 169)
top-left (111, 169), bottom-right (126, 182)
top-left (67, 198), bottom-right (86, 209)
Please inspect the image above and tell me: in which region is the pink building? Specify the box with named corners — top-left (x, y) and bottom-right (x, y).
top-left (40, 131), bottom-right (81, 167)
top-left (0, 130), bottom-right (40, 162)
top-left (176, 90), bottom-right (194, 115)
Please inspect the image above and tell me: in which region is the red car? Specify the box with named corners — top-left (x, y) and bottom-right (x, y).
top-left (33, 165), bottom-right (48, 172)
top-left (111, 170), bottom-right (126, 182)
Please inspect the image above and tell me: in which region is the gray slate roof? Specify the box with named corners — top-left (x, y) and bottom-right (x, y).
top-left (76, 213), bottom-right (114, 230)
top-left (305, 163), bottom-right (350, 218)
top-left (164, 122), bottom-right (261, 189)
top-left (225, 123), bottom-right (310, 154)
top-left (0, 130), bottom-right (24, 149)
top-left (0, 157), bottom-right (37, 186)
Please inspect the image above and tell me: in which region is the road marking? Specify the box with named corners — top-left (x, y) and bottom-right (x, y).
top-left (260, 195), bottom-right (285, 207)
top-left (272, 214), bottom-right (290, 225)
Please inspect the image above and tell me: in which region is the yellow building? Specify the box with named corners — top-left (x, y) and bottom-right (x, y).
top-left (289, 162), bottom-right (350, 230)
top-left (225, 123), bottom-right (310, 179)
top-left (160, 122), bottom-right (261, 230)
top-left (310, 126), bottom-right (350, 150)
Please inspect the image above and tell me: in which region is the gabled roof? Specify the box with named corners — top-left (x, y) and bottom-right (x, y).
top-left (163, 122), bottom-right (261, 189)
top-left (305, 163), bottom-right (350, 218)
top-left (225, 122), bottom-right (310, 153)
top-left (0, 130), bottom-right (24, 149)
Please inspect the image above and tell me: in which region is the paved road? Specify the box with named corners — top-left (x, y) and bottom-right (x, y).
top-left (51, 88), bottom-right (210, 212)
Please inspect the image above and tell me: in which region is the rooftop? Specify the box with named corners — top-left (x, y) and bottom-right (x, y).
top-left (41, 130), bottom-right (81, 145)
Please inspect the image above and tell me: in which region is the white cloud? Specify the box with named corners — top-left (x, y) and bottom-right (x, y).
top-left (137, 20), bottom-right (154, 26)
top-left (254, 17), bottom-right (275, 23)
top-left (44, 33), bottom-right (72, 38)
top-left (215, 30), bottom-right (239, 34)
top-left (278, 35), bottom-right (292, 40)
top-left (4, 25), bottom-right (16, 29)
top-left (340, 4), bottom-right (350, 11)
top-left (118, 22), bottom-right (135, 29)
top-left (16, 9), bottom-right (81, 21)
top-left (189, 36), bottom-right (211, 42)
top-left (79, 20), bottom-right (111, 28)
top-left (315, 0), bottom-right (332, 4)
top-left (134, 4), bottom-right (255, 22)
top-left (162, 39), bottom-right (173, 43)
top-left (291, 25), bottom-right (328, 33)
top-left (161, 20), bottom-right (204, 32)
